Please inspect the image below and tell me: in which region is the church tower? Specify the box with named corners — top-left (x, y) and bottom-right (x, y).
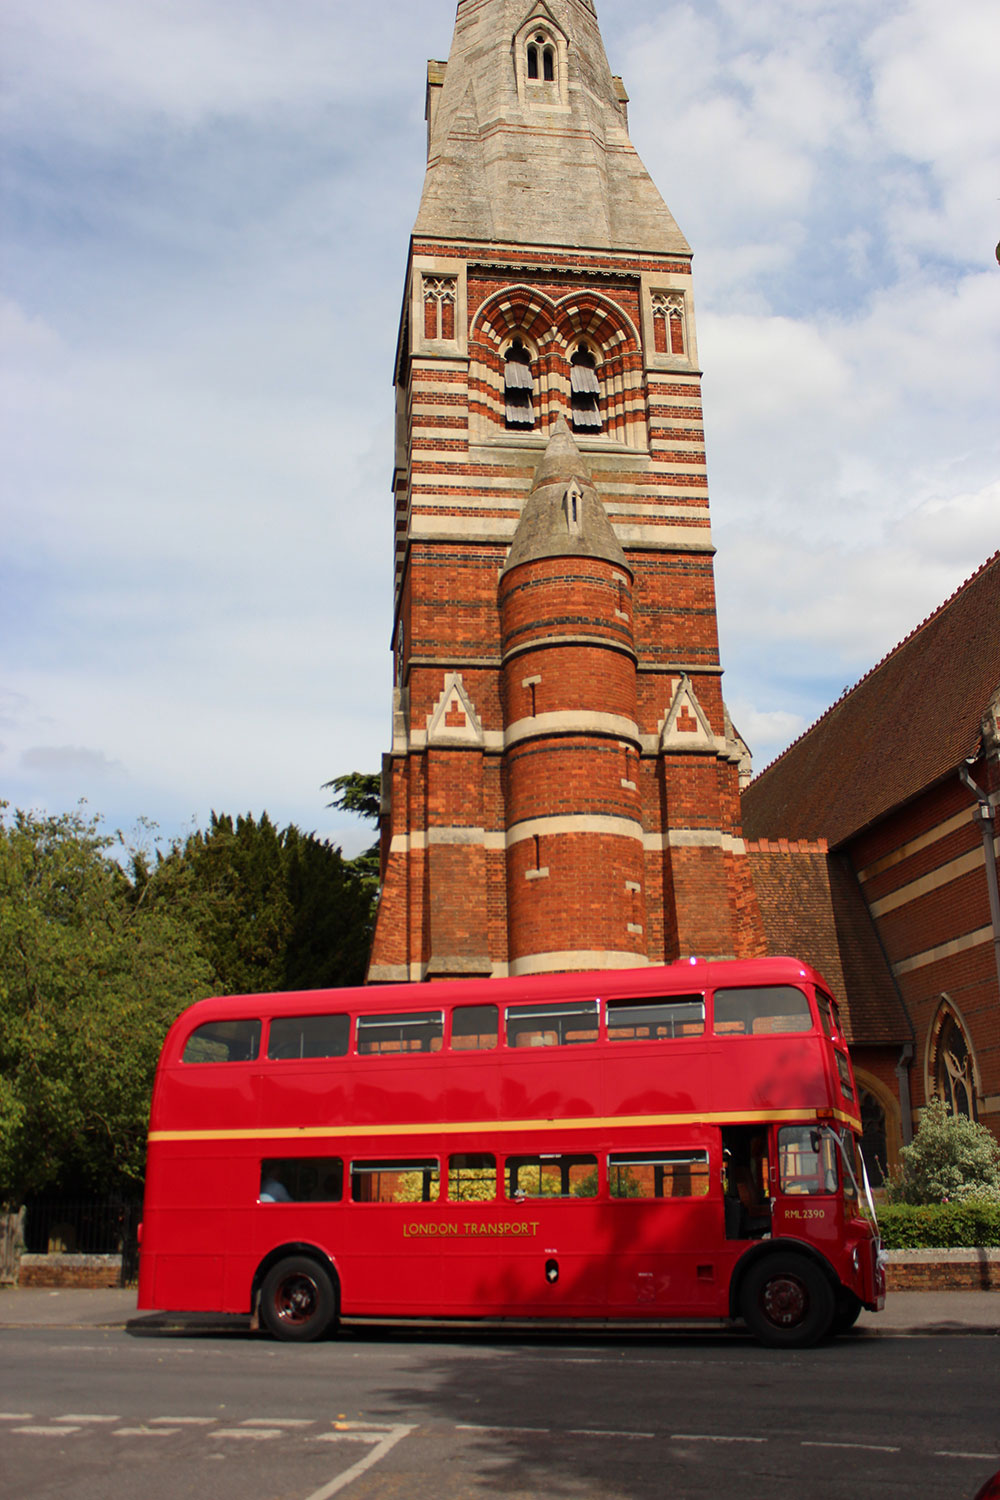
top-left (368, 0), bottom-right (763, 982)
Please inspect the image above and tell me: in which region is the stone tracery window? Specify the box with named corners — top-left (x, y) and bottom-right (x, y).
top-left (931, 1007), bottom-right (979, 1120)
top-left (423, 275), bottom-right (457, 341)
top-left (504, 338), bottom-right (535, 428)
top-left (651, 291), bottom-right (686, 356)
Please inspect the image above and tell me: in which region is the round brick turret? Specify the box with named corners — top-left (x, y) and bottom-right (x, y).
top-left (499, 421), bottom-right (649, 974)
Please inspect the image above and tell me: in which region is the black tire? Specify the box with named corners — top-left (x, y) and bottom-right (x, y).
top-left (259, 1256), bottom-right (337, 1342)
top-left (739, 1253), bottom-right (835, 1349)
top-left (832, 1290), bottom-right (863, 1335)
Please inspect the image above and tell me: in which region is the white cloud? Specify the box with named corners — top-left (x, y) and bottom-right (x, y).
top-left (1, 0), bottom-right (996, 853)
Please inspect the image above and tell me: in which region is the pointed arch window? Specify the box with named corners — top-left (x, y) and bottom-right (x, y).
top-left (504, 339), bottom-right (534, 429)
top-left (527, 32), bottom-right (556, 83)
top-left (570, 345), bottom-right (601, 431)
top-left (931, 1006), bottom-right (979, 1120)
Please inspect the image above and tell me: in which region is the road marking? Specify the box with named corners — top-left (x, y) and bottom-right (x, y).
top-left (239, 1417), bottom-right (313, 1427)
top-left (672, 1434), bottom-right (767, 1444)
top-left (456, 1424), bottom-right (550, 1434)
top-left (54, 1414), bottom-right (120, 1423)
top-left (302, 1424), bottom-right (415, 1500)
top-left (150, 1416), bottom-right (216, 1425)
top-left (211, 1428), bottom-right (283, 1440)
top-left (934, 1451), bottom-right (1000, 1462)
top-left (313, 1433), bottom-right (383, 1445)
top-left (0, 1413), bottom-right (33, 1421)
top-left (803, 1442), bottom-right (901, 1454)
top-left (569, 1428), bottom-right (655, 1440)
top-left (13, 1426), bottom-right (81, 1437)
top-left (113, 1427), bottom-right (179, 1437)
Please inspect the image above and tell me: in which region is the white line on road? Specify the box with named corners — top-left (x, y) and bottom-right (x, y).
top-left (12, 1426), bottom-right (81, 1437)
top-left (456, 1424), bottom-right (550, 1434)
top-left (934, 1452), bottom-right (1000, 1462)
top-left (150, 1417), bottom-right (217, 1425)
top-left (0, 1413), bottom-right (33, 1421)
top-left (569, 1429), bottom-right (655, 1440)
top-left (313, 1433), bottom-right (383, 1445)
top-left (239, 1418), bottom-right (314, 1427)
top-left (302, 1424), bottom-right (415, 1500)
top-left (113, 1428), bottom-right (179, 1437)
top-left (211, 1428), bottom-right (283, 1441)
top-left (802, 1442), bottom-right (901, 1454)
top-left (672, 1434), bottom-right (767, 1444)
top-left (55, 1414), bottom-right (121, 1423)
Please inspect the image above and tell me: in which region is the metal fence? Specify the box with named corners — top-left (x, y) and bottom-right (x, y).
top-left (22, 1198), bottom-right (142, 1285)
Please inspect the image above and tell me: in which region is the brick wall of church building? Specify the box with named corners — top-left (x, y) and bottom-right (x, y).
top-left (846, 765), bottom-right (1000, 1143)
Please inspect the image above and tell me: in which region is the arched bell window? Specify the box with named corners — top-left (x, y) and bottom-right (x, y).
top-left (570, 345), bottom-right (601, 432)
top-left (527, 32), bottom-right (556, 83)
top-left (504, 339), bottom-right (534, 429)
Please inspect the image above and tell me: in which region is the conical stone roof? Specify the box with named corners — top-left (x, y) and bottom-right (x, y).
top-left (501, 418), bottom-right (629, 576)
top-left (417, 0), bottom-right (690, 254)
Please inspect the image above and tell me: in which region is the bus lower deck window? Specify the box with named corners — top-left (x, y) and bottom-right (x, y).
top-left (260, 1158), bottom-right (343, 1202)
top-left (351, 1159), bottom-right (441, 1203)
top-left (448, 1154), bottom-right (497, 1201)
top-left (609, 1151), bottom-right (710, 1198)
top-left (506, 1154), bottom-right (598, 1198)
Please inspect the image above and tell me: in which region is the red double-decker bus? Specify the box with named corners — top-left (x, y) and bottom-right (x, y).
top-left (137, 956), bottom-right (884, 1348)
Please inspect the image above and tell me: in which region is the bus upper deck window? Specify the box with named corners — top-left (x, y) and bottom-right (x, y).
top-left (451, 1005), bottom-right (498, 1051)
top-left (713, 986), bottom-right (812, 1036)
top-left (816, 992), bottom-right (835, 1039)
top-left (267, 1014), bottom-right (349, 1060)
top-left (506, 1000), bottom-right (599, 1048)
top-left (182, 1019), bottom-right (261, 1063)
top-left (356, 1011), bottom-right (444, 1055)
top-left (606, 995), bottom-right (704, 1040)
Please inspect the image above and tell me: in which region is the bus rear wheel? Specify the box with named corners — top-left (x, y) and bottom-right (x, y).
top-left (739, 1253), bottom-right (835, 1349)
top-left (259, 1256), bottom-right (337, 1342)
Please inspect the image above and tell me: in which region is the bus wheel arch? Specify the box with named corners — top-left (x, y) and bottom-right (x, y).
top-left (731, 1241), bottom-right (838, 1349)
top-left (253, 1244), bottom-right (340, 1342)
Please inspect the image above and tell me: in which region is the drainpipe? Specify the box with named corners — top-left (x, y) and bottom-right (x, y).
top-left (894, 1043), bottom-right (914, 1145)
top-left (958, 762), bottom-right (1000, 1001)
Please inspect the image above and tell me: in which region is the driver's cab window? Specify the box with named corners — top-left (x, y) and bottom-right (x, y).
top-left (778, 1125), bottom-right (839, 1195)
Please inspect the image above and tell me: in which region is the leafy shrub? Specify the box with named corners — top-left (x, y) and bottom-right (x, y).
top-left (877, 1199), bottom-right (1000, 1249)
top-left (885, 1098), bottom-right (1000, 1206)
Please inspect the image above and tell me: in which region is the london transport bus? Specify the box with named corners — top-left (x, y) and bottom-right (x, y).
top-left (136, 956), bottom-right (885, 1348)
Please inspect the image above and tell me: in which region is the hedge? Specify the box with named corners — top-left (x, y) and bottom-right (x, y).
top-left (876, 1200), bottom-right (1000, 1249)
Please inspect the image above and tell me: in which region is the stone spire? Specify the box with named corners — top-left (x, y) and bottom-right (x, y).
top-left (502, 417), bottom-right (628, 575)
top-left (418, 0), bottom-right (690, 254)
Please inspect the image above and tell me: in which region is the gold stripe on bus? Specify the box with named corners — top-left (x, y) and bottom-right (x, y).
top-left (148, 1105), bottom-right (861, 1145)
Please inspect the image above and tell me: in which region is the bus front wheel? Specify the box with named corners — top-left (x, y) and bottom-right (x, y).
top-left (739, 1253), bottom-right (835, 1348)
top-left (259, 1256), bottom-right (337, 1342)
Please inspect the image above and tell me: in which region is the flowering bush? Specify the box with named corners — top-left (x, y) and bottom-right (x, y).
top-left (885, 1098), bottom-right (1000, 1206)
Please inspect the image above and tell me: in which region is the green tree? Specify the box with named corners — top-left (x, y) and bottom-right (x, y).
top-left (152, 811), bottom-right (375, 995)
top-left (0, 805), bottom-right (212, 1204)
top-left (323, 772), bottom-right (381, 897)
top-left (886, 1097), bottom-right (1000, 1205)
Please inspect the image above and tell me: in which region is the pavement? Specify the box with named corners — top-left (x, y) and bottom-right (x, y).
top-left (0, 1286), bottom-right (996, 1336)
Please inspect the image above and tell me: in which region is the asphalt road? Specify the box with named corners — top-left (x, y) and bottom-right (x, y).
top-left (1, 1324), bottom-right (998, 1500)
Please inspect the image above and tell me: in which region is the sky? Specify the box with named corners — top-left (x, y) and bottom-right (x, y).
top-left (2, 0), bottom-right (998, 860)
